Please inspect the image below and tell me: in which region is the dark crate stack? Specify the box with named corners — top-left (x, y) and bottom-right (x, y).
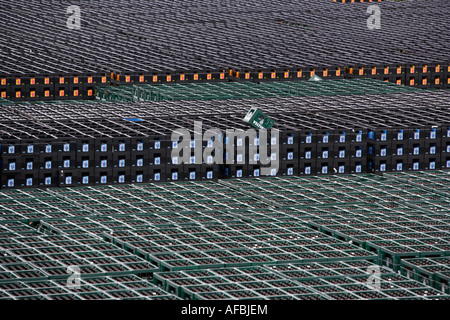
top-left (0, 90), bottom-right (449, 189)
top-left (1, 0), bottom-right (449, 102)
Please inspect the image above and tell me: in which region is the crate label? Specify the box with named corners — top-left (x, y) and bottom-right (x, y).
top-left (190, 156), bottom-right (195, 164)
top-left (153, 75), bottom-right (158, 82)
top-left (172, 172), bottom-right (178, 180)
top-left (435, 65), bottom-right (440, 72)
top-left (137, 142), bottom-right (143, 151)
top-left (237, 138), bottom-right (243, 146)
top-left (1, 91), bottom-right (5, 98)
top-left (65, 176), bottom-right (72, 185)
top-left (172, 156), bottom-right (178, 165)
top-left (254, 169), bottom-right (260, 177)
top-left (396, 66), bottom-right (402, 74)
top-left (422, 78), bottom-right (427, 85)
top-left (8, 179), bottom-right (14, 187)
top-left (30, 90), bottom-right (36, 98)
top-left (118, 175), bottom-right (125, 183)
top-left (166, 75), bottom-right (172, 82)
top-left (45, 161), bottom-right (52, 169)
top-left (172, 141), bottom-right (178, 149)
top-left (381, 148), bottom-right (386, 156)
top-left (356, 165), bottom-right (362, 173)
top-left (27, 145), bottom-right (34, 153)
top-left (102, 76), bottom-right (107, 83)
top-left (384, 67), bottom-right (389, 74)
top-left (371, 67), bottom-right (376, 75)
top-left (73, 89), bottom-right (79, 97)
top-left (430, 161), bottom-right (436, 169)
top-left (245, 72), bottom-right (250, 79)
top-left (339, 166), bottom-right (345, 173)
top-left (270, 168), bottom-right (277, 176)
top-left (287, 136), bottom-right (294, 144)
top-left (287, 152), bottom-right (293, 160)
top-left (82, 160), bottom-right (89, 168)
top-left (125, 76), bottom-right (130, 83)
top-left (207, 155), bottom-right (213, 164)
top-left (297, 70), bottom-right (303, 78)
top-left (322, 133), bottom-right (329, 143)
top-left (44, 78), bottom-right (50, 84)
top-left (356, 132), bottom-right (362, 142)
top-left (380, 163), bottom-right (386, 172)
top-left (253, 153), bottom-right (259, 161)
top-left (59, 90), bottom-right (64, 97)
top-left (413, 162), bottom-right (419, 170)
top-left (287, 167), bottom-right (294, 176)
top-left (237, 169), bottom-right (243, 178)
top-left (190, 140), bottom-right (195, 148)
top-left (81, 176), bottom-right (89, 184)
top-left (137, 174), bottom-right (143, 183)
top-left (435, 77), bottom-right (440, 85)
top-left (398, 132), bottom-right (403, 141)
top-left (101, 160), bottom-right (107, 168)
top-left (306, 135), bottom-right (312, 144)
top-left (430, 146), bottom-right (436, 154)
top-left (16, 91), bottom-right (21, 98)
top-left (139, 75), bottom-right (145, 82)
top-left (30, 78), bottom-right (36, 85)
top-left (271, 137), bottom-right (277, 145)
top-left (430, 130), bottom-right (436, 139)
top-left (74, 77), bottom-right (79, 84)
top-left (119, 159), bottom-right (125, 167)
top-left (207, 74), bottom-right (212, 80)
top-left (7, 145), bottom-right (15, 154)
top-left (381, 132), bottom-right (387, 141)
top-left (193, 74), bottom-right (199, 81)
top-left (305, 166), bottom-right (311, 175)
top-left (0, 79), bottom-right (5, 85)
top-left (154, 157), bottom-right (160, 165)
top-left (101, 143), bottom-right (107, 152)
top-left (26, 178), bottom-right (33, 186)
top-left (81, 144), bottom-right (89, 152)
top-left (16, 79), bottom-right (21, 85)
top-left (423, 65), bottom-right (427, 73)
top-left (119, 143), bottom-right (126, 151)
top-left (259, 72), bottom-right (264, 79)
top-left (322, 151), bottom-right (328, 158)
top-left (356, 148), bottom-right (362, 158)
top-left (397, 163), bottom-right (403, 171)
top-left (284, 71), bottom-right (289, 78)
top-left (189, 172), bottom-right (196, 180)
top-left (323, 69), bottom-right (328, 77)
top-left (305, 151), bottom-right (311, 159)
top-left (63, 143), bottom-right (70, 152)
top-left (339, 150), bottom-right (345, 158)
top-left (236, 153), bottom-right (243, 162)
top-left (180, 74), bottom-right (185, 81)
top-left (396, 79), bottom-right (402, 85)
top-left (447, 144), bottom-right (450, 152)
top-left (27, 162), bottom-right (33, 170)
top-left (397, 147), bottom-right (403, 156)
top-left (220, 72), bottom-right (225, 80)
top-left (414, 147), bottom-right (419, 155)
top-left (45, 177), bottom-right (52, 185)
top-left (9, 162), bottom-right (15, 170)
top-left (154, 141), bottom-right (161, 149)
top-left (101, 176), bottom-right (107, 184)
top-left (322, 166), bottom-right (328, 174)
top-left (339, 134), bottom-right (345, 143)
top-left (411, 66), bottom-right (415, 73)
top-left (271, 72), bottom-right (276, 79)
top-left (414, 130), bottom-right (420, 139)
top-left (154, 173), bottom-right (161, 181)
top-left (254, 138), bottom-right (259, 146)
top-left (336, 69), bottom-right (341, 76)
top-left (359, 68), bottom-right (364, 76)
top-left (64, 160), bottom-right (70, 168)
top-left (45, 90), bottom-right (50, 97)
top-left (271, 153), bottom-right (277, 161)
